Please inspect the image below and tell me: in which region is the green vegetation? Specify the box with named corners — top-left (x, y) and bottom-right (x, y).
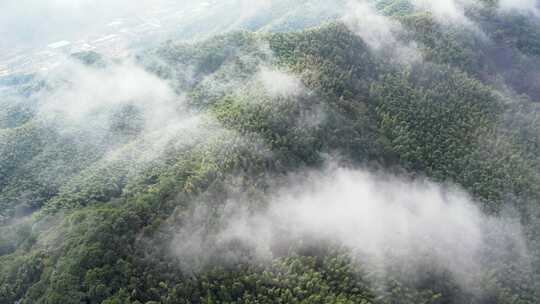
top-left (2, 1), bottom-right (540, 303)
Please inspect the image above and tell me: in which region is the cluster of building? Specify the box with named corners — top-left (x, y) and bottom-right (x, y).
top-left (0, 1), bottom-right (217, 79)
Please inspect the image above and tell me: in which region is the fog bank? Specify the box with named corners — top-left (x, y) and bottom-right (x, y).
top-left (172, 166), bottom-right (530, 292)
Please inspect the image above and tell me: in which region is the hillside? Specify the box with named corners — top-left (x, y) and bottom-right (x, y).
top-left (2, 1), bottom-right (540, 303)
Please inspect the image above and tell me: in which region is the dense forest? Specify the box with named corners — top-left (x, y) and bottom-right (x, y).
top-left (2, 0), bottom-right (540, 303)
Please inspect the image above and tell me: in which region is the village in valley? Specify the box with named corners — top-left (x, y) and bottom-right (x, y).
top-left (0, 1), bottom-right (216, 79)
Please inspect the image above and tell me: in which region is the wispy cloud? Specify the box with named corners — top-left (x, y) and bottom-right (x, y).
top-left (256, 66), bottom-right (305, 98)
top-left (344, 0), bottom-right (422, 63)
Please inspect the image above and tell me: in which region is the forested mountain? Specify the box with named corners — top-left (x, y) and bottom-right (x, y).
top-left (2, 0), bottom-right (540, 303)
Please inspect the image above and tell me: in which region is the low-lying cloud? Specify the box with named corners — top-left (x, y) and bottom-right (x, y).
top-left (410, 0), bottom-right (476, 25)
top-left (26, 56), bottom-right (212, 166)
top-left (38, 58), bottom-right (182, 135)
top-left (257, 66), bottom-right (305, 98)
top-left (171, 166), bottom-right (530, 292)
top-left (344, 0), bottom-right (422, 64)
top-left (344, 0), bottom-right (402, 51)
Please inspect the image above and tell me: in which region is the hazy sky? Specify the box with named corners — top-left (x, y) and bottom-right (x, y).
top-left (0, 0), bottom-right (139, 48)
top-left (0, 0), bottom-right (221, 49)
top-left (3, 0), bottom-right (536, 52)
top-left (0, 0), bottom-right (349, 52)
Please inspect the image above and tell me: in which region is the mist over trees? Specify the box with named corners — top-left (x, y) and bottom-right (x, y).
top-left (2, 0), bottom-right (540, 303)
